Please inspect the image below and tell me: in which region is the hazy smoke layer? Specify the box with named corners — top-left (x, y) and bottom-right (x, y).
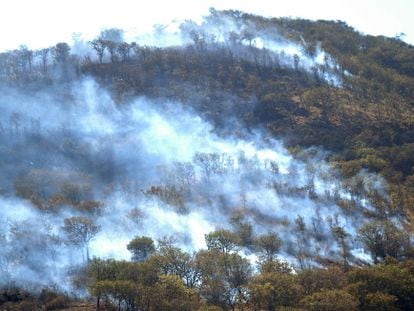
top-left (0, 79), bottom-right (383, 291)
top-left (127, 11), bottom-right (343, 85)
top-left (68, 11), bottom-right (343, 85)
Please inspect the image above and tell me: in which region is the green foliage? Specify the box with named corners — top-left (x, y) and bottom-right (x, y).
top-left (196, 249), bottom-right (252, 309)
top-left (249, 272), bottom-right (304, 310)
top-left (151, 242), bottom-right (201, 288)
top-left (256, 232), bottom-right (282, 261)
top-left (2, 9), bottom-right (414, 311)
top-left (152, 275), bottom-right (198, 311)
top-left (205, 229), bottom-right (240, 254)
top-left (297, 266), bottom-right (347, 295)
top-left (127, 236), bottom-right (155, 262)
top-left (365, 292), bottom-right (398, 311)
top-left (357, 220), bottom-right (411, 263)
top-left (299, 289), bottom-right (359, 311)
top-left (347, 261), bottom-right (414, 310)
top-left (259, 258), bottom-right (293, 274)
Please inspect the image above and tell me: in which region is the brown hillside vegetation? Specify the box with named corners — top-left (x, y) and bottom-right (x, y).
top-left (0, 9), bottom-right (413, 311)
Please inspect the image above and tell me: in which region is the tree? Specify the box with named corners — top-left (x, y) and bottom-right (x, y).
top-left (293, 54), bottom-right (300, 71)
top-left (152, 275), bottom-right (198, 311)
top-left (89, 39), bottom-right (106, 64)
top-left (91, 280), bottom-right (136, 311)
top-left (256, 232), bottom-right (282, 261)
top-left (365, 292), bottom-right (398, 311)
top-left (104, 40), bottom-right (118, 63)
top-left (259, 258), bottom-right (293, 274)
top-left (127, 236), bottom-right (155, 262)
top-left (357, 220), bottom-right (411, 263)
top-left (52, 42), bottom-right (70, 64)
top-left (297, 266), bottom-right (347, 296)
top-left (52, 42), bottom-right (71, 80)
top-left (100, 28), bottom-right (124, 63)
top-left (230, 215), bottom-right (255, 249)
top-left (152, 240), bottom-right (201, 288)
top-left (293, 216), bottom-right (312, 269)
top-left (9, 112), bottom-right (22, 134)
top-left (19, 45), bottom-right (33, 72)
top-left (299, 289), bottom-right (359, 311)
top-left (205, 229), bottom-right (240, 254)
top-left (193, 153), bottom-right (233, 179)
top-left (62, 216), bottom-right (100, 261)
top-left (331, 225), bottom-right (351, 268)
top-left (117, 42), bottom-right (133, 62)
top-left (36, 48), bottom-right (49, 73)
top-left (347, 261), bottom-right (414, 310)
top-left (241, 30), bottom-right (255, 47)
top-left (197, 250), bottom-right (252, 310)
top-left (221, 253), bottom-right (252, 309)
top-left (249, 272), bottom-right (304, 310)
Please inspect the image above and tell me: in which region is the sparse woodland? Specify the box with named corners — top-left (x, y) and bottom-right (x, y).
top-left (0, 9), bottom-right (413, 311)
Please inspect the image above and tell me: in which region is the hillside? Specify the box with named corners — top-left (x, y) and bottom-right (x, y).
top-left (0, 9), bottom-right (413, 311)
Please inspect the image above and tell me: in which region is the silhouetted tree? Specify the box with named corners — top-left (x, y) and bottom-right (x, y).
top-left (62, 216), bottom-right (100, 261)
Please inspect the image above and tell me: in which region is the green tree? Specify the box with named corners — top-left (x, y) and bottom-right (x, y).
top-left (357, 220), bottom-right (411, 263)
top-left (365, 292), bottom-right (398, 311)
top-left (205, 229), bottom-right (240, 254)
top-left (152, 275), bottom-right (198, 311)
top-left (151, 241), bottom-right (201, 288)
top-left (249, 272), bottom-right (304, 310)
top-left (297, 266), bottom-right (347, 295)
top-left (127, 236), bottom-right (155, 262)
top-left (299, 289), bottom-right (359, 311)
top-left (256, 232), bottom-right (282, 261)
top-left (347, 261), bottom-right (414, 310)
top-left (197, 250), bottom-right (252, 310)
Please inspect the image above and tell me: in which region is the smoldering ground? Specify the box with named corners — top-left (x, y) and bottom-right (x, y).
top-left (0, 78), bottom-right (389, 293)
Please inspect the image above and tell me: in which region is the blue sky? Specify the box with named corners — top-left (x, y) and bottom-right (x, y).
top-left (0, 0), bottom-right (412, 51)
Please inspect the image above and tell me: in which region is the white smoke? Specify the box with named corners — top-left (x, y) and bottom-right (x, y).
top-left (0, 79), bottom-right (387, 292)
top-left (66, 11), bottom-right (344, 85)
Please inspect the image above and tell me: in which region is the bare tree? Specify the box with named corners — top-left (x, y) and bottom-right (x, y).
top-left (104, 40), bottom-right (118, 63)
top-left (52, 42), bottom-right (71, 80)
top-left (100, 28), bottom-right (124, 63)
top-left (52, 42), bottom-right (70, 64)
top-left (89, 39), bottom-right (106, 64)
top-left (19, 45), bottom-right (33, 72)
top-left (9, 112), bottom-right (22, 135)
top-left (117, 42), bottom-right (133, 62)
top-left (36, 48), bottom-right (49, 73)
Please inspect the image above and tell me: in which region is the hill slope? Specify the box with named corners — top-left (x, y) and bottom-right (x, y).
top-left (0, 9), bottom-right (413, 311)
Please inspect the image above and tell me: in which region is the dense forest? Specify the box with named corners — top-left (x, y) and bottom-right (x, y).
top-left (0, 9), bottom-right (413, 311)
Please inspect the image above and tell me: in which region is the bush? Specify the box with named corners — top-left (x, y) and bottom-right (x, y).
top-left (44, 296), bottom-right (69, 310)
top-left (300, 289), bottom-right (359, 311)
